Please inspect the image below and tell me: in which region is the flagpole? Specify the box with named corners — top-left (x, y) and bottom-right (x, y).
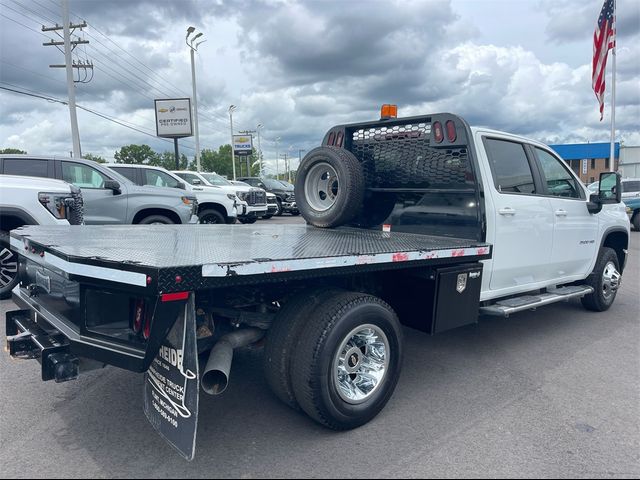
top-left (609, 0), bottom-right (616, 172)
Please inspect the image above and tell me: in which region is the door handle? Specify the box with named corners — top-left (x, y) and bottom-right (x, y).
top-left (498, 207), bottom-right (516, 216)
top-left (555, 209), bottom-right (568, 217)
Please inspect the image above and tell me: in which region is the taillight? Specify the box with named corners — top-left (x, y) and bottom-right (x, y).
top-left (143, 309), bottom-right (152, 339)
top-left (327, 132), bottom-right (335, 145)
top-left (336, 131), bottom-right (343, 148)
top-left (132, 298), bottom-right (144, 333)
top-left (445, 120), bottom-right (457, 142)
top-left (433, 121), bottom-right (444, 143)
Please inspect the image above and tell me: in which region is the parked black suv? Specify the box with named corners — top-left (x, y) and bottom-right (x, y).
top-left (237, 177), bottom-right (298, 216)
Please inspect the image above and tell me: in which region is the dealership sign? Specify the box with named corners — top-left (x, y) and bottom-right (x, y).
top-left (154, 98), bottom-right (193, 138)
top-left (233, 135), bottom-right (253, 156)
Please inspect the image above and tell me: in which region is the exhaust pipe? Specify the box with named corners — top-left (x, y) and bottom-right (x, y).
top-left (201, 328), bottom-right (264, 395)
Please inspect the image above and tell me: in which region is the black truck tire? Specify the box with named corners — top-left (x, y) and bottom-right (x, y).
top-left (239, 217), bottom-right (257, 224)
top-left (633, 212), bottom-right (640, 231)
top-left (581, 247), bottom-right (621, 312)
top-left (0, 231), bottom-right (19, 299)
top-left (291, 291), bottom-right (403, 430)
top-left (275, 199), bottom-right (283, 216)
top-left (295, 147), bottom-right (365, 228)
top-left (264, 287), bottom-right (343, 410)
top-left (198, 209), bottom-right (225, 224)
top-left (139, 215), bottom-right (174, 225)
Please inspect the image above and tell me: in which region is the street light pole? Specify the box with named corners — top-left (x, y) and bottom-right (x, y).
top-left (297, 149), bottom-right (305, 181)
top-left (275, 136), bottom-right (281, 180)
top-left (186, 27), bottom-right (205, 172)
top-left (256, 123), bottom-right (263, 177)
top-left (229, 105), bottom-right (236, 180)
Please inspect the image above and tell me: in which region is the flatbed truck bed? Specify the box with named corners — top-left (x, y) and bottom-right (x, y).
top-left (9, 224), bottom-right (491, 292)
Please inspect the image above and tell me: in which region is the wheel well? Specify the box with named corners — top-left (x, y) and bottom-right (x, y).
top-left (132, 209), bottom-right (181, 224)
top-left (603, 230), bottom-right (628, 272)
top-left (198, 203), bottom-right (228, 220)
top-left (0, 214), bottom-right (29, 232)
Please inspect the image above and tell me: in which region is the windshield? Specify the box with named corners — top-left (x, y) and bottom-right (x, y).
top-left (201, 173), bottom-right (232, 186)
top-left (263, 178), bottom-right (285, 189)
top-left (278, 180), bottom-right (294, 190)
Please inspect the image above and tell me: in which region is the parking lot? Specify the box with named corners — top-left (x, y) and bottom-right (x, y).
top-left (0, 220), bottom-right (638, 478)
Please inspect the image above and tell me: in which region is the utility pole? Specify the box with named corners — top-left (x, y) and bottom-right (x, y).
top-left (280, 153), bottom-right (289, 182)
top-left (297, 149), bottom-right (305, 182)
top-left (275, 136), bottom-right (281, 180)
top-left (42, 0), bottom-right (91, 158)
top-left (239, 129), bottom-right (256, 176)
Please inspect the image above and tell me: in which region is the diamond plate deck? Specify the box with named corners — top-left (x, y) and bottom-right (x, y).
top-left (11, 224), bottom-right (491, 291)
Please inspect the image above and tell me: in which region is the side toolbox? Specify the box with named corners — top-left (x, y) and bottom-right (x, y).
top-left (386, 262), bottom-right (483, 334)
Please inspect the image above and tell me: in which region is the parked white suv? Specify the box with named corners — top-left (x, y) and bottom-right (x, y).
top-left (105, 164), bottom-right (237, 224)
top-left (0, 174), bottom-right (84, 298)
top-left (173, 171), bottom-right (268, 224)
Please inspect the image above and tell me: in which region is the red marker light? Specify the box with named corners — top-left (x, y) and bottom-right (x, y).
top-left (161, 291), bottom-right (190, 302)
top-left (433, 122), bottom-right (444, 143)
top-left (445, 120), bottom-right (457, 142)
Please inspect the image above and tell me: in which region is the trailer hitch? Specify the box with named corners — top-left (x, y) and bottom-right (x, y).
top-left (6, 309), bottom-right (79, 383)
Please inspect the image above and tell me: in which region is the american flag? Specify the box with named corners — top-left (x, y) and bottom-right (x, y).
top-left (592, 0), bottom-right (616, 121)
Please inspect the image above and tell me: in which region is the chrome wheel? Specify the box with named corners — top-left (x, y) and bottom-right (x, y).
top-left (601, 261), bottom-right (621, 300)
top-left (304, 162), bottom-right (340, 212)
top-left (0, 246), bottom-right (18, 289)
top-left (333, 324), bottom-right (389, 405)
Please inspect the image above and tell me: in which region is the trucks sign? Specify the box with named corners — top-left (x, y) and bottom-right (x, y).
top-left (233, 134), bottom-right (253, 156)
top-left (154, 98), bottom-right (193, 138)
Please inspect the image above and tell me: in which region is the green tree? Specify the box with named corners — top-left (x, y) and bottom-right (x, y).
top-left (153, 151), bottom-right (188, 170)
top-left (0, 148), bottom-right (27, 154)
top-left (83, 153), bottom-right (106, 163)
top-left (199, 145), bottom-right (234, 177)
top-left (114, 144), bottom-right (158, 164)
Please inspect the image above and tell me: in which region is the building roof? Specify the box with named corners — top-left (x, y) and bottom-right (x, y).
top-left (549, 142), bottom-right (620, 160)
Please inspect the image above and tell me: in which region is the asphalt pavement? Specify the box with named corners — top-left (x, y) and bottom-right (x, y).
top-left (0, 219), bottom-right (638, 478)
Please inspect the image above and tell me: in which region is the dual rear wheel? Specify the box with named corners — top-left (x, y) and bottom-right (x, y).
top-left (264, 289), bottom-right (403, 430)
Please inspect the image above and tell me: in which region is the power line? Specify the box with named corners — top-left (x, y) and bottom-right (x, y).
top-left (0, 83), bottom-right (196, 150)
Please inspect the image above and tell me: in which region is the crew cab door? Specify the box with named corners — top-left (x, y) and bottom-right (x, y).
top-left (60, 161), bottom-right (128, 224)
top-left (531, 147), bottom-right (598, 278)
top-left (478, 134), bottom-right (554, 294)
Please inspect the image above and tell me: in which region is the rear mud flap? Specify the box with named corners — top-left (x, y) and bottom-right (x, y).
top-left (143, 294), bottom-right (199, 461)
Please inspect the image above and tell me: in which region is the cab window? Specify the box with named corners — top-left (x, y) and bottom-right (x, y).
top-left (483, 138), bottom-right (536, 194)
top-left (4, 158), bottom-right (49, 178)
top-left (62, 162), bottom-right (107, 188)
top-left (534, 148), bottom-right (582, 199)
top-left (144, 170), bottom-right (180, 188)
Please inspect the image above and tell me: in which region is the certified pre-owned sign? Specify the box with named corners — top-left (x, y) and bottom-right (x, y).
top-left (155, 98), bottom-right (193, 138)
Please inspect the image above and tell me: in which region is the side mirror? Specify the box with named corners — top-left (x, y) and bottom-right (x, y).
top-left (192, 179), bottom-right (201, 185)
top-left (587, 171), bottom-right (621, 214)
top-left (177, 182), bottom-right (186, 190)
top-left (104, 179), bottom-right (121, 195)
top-left (598, 171), bottom-right (621, 203)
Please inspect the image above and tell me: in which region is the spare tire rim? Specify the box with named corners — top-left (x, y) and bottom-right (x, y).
top-left (0, 246), bottom-right (18, 288)
top-left (305, 162), bottom-right (340, 212)
top-left (602, 261), bottom-right (620, 300)
top-left (333, 324), bottom-right (390, 404)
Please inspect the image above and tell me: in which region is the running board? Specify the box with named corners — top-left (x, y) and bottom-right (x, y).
top-left (479, 285), bottom-right (594, 317)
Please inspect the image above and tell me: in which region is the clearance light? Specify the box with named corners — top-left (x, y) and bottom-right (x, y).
top-left (433, 121), bottom-right (444, 143)
top-left (445, 120), bottom-right (457, 142)
top-left (328, 132), bottom-right (335, 146)
top-left (380, 104), bottom-right (398, 119)
top-left (336, 131), bottom-right (344, 147)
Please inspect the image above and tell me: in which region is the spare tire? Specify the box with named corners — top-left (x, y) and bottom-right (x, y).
top-left (295, 147), bottom-right (365, 228)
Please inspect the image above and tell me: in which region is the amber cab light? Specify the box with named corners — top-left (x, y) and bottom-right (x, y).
top-left (380, 104), bottom-right (398, 119)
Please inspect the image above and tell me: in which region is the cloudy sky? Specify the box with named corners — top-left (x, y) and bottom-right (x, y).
top-left (1, 0), bottom-right (639, 175)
